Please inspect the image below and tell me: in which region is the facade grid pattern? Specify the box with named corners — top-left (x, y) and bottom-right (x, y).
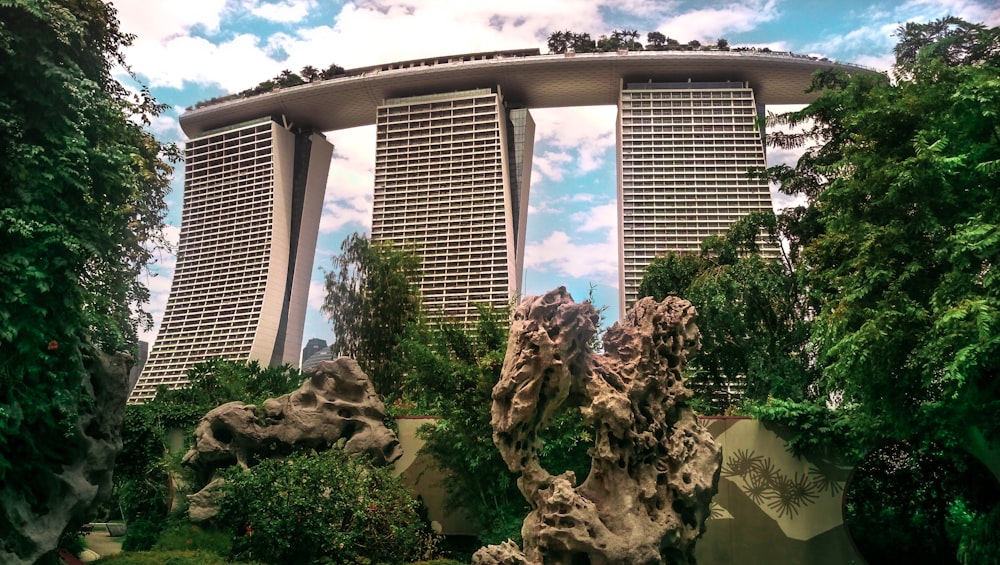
top-left (130, 121), bottom-right (286, 402)
top-left (618, 83), bottom-right (776, 311)
top-left (372, 89), bottom-right (527, 324)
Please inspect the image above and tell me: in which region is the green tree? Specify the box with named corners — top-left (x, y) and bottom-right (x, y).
top-left (1, 0), bottom-right (174, 558)
top-left (639, 212), bottom-right (815, 413)
top-left (646, 31), bottom-right (667, 50)
top-left (547, 30), bottom-right (570, 54)
top-left (759, 16), bottom-right (1000, 562)
top-left (771, 18), bottom-right (1000, 474)
top-left (322, 233), bottom-right (421, 400)
top-left (568, 32), bottom-right (596, 53)
top-left (157, 359), bottom-right (303, 409)
top-left (402, 304), bottom-right (526, 545)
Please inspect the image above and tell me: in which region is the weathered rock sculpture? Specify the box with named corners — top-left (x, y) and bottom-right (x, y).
top-left (183, 357), bottom-right (402, 520)
top-left (474, 288), bottom-right (721, 565)
top-left (0, 348), bottom-right (129, 565)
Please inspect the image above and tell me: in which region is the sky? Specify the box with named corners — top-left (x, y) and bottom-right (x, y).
top-left (111, 0), bottom-right (1000, 355)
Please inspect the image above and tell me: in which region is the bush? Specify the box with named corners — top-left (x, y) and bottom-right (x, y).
top-left (94, 549), bottom-right (243, 565)
top-left (121, 519), bottom-right (160, 552)
top-left (218, 447), bottom-right (425, 564)
top-left (152, 522), bottom-right (231, 556)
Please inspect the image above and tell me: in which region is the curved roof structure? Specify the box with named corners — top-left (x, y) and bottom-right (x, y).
top-left (179, 49), bottom-right (872, 137)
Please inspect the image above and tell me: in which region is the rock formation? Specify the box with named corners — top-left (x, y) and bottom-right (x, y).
top-left (474, 288), bottom-right (721, 565)
top-left (0, 348), bottom-right (130, 565)
top-left (183, 357), bottom-right (402, 520)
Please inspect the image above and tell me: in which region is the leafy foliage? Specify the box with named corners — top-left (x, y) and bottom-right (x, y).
top-left (751, 16), bottom-right (1000, 559)
top-left (546, 29), bottom-right (730, 53)
top-left (323, 233), bottom-right (422, 400)
top-left (114, 360), bottom-right (303, 549)
top-left (0, 0), bottom-right (174, 555)
top-left (402, 304), bottom-right (526, 545)
top-left (217, 447), bottom-right (426, 565)
top-left (154, 359), bottom-right (303, 409)
top-left (844, 443), bottom-right (999, 564)
top-left (639, 212), bottom-right (816, 413)
top-left (764, 17), bottom-right (1000, 463)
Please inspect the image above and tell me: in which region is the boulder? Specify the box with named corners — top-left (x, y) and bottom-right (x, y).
top-left (475, 288), bottom-right (721, 565)
top-left (184, 357), bottom-right (403, 521)
top-left (0, 348), bottom-right (129, 565)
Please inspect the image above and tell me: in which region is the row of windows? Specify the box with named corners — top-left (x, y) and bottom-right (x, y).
top-left (625, 90), bottom-right (752, 99)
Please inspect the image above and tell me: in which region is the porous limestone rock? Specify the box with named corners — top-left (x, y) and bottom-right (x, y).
top-left (0, 348), bottom-right (130, 565)
top-left (183, 357), bottom-right (402, 521)
top-left (474, 287), bottom-right (721, 565)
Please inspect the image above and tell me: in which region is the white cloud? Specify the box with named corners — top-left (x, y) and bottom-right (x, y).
top-left (901, 0), bottom-right (1000, 26)
top-left (112, 0), bottom-right (229, 43)
top-left (571, 202), bottom-right (617, 233)
top-left (319, 125), bottom-right (376, 233)
top-left (530, 106), bottom-right (617, 184)
top-left (250, 0), bottom-right (316, 23)
top-left (525, 229), bottom-right (618, 286)
top-left (532, 151), bottom-right (574, 184)
top-left (654, 0), bottom-right (780, 43)
top-left (308, 278), bottom-right (327, 311)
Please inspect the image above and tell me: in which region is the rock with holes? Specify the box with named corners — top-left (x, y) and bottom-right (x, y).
top-left (1, 347), bottom-right (130, 565)
top-left (474, 287), bottom-right (721, 565)
top-left (183, 357), bottom-right (402, 521)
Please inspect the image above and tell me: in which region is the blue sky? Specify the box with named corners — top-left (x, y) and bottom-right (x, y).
top-left (111, 0), bottom-right (1000, 353)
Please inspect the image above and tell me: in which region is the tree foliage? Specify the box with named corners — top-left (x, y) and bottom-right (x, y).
top-left (322, 233), bottom-right (422, 400)
top-left (744, 16), bottom-right (1000, 561)
top-left (218, 447), bottom-right (426, 565)
top-left (639, 212), bottom-right (816, 413)
top-left (765, 18), bottom-right (1000, 467)
top-left (402, 304), bottom-right (526, 545)
top-left (0, 0), bottom-right (174, 551)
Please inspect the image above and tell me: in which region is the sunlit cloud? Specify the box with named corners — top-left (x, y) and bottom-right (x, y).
top-left (654, 0), bottom-right (780, 43)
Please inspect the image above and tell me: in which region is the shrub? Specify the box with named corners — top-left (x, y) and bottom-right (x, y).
top-left (94, 549), bottom-right (241, 565)
top-left (218, 447), bottom-right (425, 564)
top-left (120, 519), bottom-right (160, 552)
top-left (152, 522), bottom-right (231, 556)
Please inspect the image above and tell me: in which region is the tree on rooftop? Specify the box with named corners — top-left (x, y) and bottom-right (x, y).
top-left (647, 31), bottom-right (667, 50)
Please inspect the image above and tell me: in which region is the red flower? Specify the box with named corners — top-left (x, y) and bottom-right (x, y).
top-left (245, 524), bottom-right (254, 537)
top-left (47, 340), bottom-right (58, 351)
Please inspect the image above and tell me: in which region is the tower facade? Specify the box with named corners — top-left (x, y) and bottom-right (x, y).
top-left (129, 119), bottom-right (332, 402)
top-left (372, 88), bottom-right (534, 324)
top-left (617, 81), bottom-right (775, 311)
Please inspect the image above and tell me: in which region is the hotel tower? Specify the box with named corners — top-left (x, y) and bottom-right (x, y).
top-left (372, 87), bottom-right (534, 324)
top-left (618, 81), bottom-right (774, 310)
top-left (130, 49), bottom-right (859, 401)
top-left (129, 120), bottom-right (332, 402)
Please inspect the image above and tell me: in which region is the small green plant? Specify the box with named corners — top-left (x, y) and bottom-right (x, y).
top-left (217, 447), bottom-right (426, 564)
top-left (94, 549), bottom-right (244, 564)
top-left (152, 522), bottom-right (231, 556)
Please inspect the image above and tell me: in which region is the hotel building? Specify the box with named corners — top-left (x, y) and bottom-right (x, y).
top-left (129, 49), bottom-right (865, 400)
top-left (372, 88), bottom-right (534, 324)
top-left (618, 81), bottom-right (775, 310)
top-left (129, 119), bottom-right (332, 402)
